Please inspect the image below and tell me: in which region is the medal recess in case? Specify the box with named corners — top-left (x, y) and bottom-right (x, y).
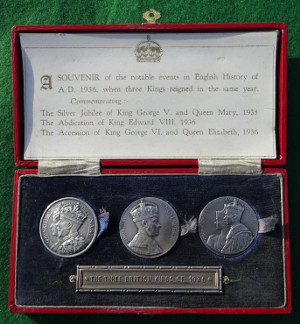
top-left (9, 23), bottom-right (290, 314)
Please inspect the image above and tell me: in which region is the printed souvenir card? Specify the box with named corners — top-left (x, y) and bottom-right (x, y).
top-left (20, 31), bottom-right (278, 160)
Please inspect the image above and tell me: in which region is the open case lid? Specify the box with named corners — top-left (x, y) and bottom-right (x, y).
top-left (12, 23), bottom-right (287, 169)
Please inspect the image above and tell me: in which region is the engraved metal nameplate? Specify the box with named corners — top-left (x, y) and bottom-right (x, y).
top-left (73, 265), bottom-right (223, 293)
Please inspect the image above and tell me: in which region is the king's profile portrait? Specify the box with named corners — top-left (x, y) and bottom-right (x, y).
top-left (128, 200), bottom-right (162, 256)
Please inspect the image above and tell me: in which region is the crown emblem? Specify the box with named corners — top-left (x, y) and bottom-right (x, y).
top-left (223, 199), bottom-right (245, 221)
top-left (130, 200), bottom-right (159, 222)
top-left (135, 35), bottom-right (163, 63)
top-left (60, 202), bottom-right (87, 225)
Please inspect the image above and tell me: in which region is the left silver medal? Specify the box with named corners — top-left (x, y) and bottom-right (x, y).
top-left (39, 197), bottom-right (99, 258)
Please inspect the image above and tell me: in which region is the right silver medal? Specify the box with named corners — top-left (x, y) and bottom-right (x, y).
top-left (198, 196), bottom-right (258, 257)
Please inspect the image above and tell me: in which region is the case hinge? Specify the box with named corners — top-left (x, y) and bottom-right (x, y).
top-left (198, 159), bottom-right (262, 175)
top-left (38, 159), bottom-right (101, 176)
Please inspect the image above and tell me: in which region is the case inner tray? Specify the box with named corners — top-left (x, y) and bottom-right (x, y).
top-left (15, 174), bottom-right (285, 309)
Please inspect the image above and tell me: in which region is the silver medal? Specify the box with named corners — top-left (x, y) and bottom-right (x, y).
top-left (198, 196), bottom-right (258, 256)
top-left (39, 197), bottom-right (98, 258)
top-left (119, 197), bottom-right (180, 258)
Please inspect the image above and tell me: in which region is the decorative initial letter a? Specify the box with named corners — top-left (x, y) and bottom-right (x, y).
top-left (40, 75), bottom-right (52, 90)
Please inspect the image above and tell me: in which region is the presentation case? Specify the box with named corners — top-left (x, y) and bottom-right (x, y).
top-left (9, 23), bottom-right (291, 314)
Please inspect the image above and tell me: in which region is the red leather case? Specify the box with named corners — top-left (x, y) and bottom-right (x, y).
top-left (9, 23), bottom-right (290, 314)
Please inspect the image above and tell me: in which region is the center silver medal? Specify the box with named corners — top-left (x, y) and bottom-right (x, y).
top-left (119, 197), bottom-right (180, 258)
